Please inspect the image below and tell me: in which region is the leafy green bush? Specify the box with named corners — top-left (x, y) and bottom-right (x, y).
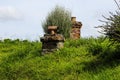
top-left (3, 39), bottom-right (12, 43)
top-left (87, 37), bottom-right (110, 55)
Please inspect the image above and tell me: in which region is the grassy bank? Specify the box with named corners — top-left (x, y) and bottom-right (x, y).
top-left (0, 38), bottom-right (120, 80)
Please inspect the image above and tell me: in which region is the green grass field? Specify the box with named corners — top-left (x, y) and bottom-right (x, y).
top-left (0, 37), bottom-right (120, 80)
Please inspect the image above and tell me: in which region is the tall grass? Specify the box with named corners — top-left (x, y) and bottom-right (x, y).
top-left (0, 38), bottom-right (120, 80)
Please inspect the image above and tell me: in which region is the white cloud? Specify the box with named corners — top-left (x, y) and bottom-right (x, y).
top-left (0, 6), bottom-right (23, 21)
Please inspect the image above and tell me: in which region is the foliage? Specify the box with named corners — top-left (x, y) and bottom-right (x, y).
top-left (97, 11), bottom-right (120, 43)
top-left (0, 38), bottom-right (120, 80)
top-left (42, 5), bottom-right (72, 38)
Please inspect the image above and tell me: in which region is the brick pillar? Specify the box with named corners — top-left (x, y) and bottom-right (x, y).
top-left (70, 17), bottom-right (82, 39)
top-left (71, 17), bottom-right (76, 23)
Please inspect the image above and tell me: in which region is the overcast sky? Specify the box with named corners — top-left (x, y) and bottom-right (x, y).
top-left (0, 0), bottom-right (118, 40)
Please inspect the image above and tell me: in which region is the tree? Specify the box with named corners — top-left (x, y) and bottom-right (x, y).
top-left (114, 0), bottom-right (120, 10)
top-left (42, 6), bottom-right (72, 38)
top-left (97, 12), bottom-right (120, 43)
top-left (97, 1), bottom-right (120, 43)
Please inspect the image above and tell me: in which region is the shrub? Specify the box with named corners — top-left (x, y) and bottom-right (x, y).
top-left (42, 5), bottom-right (72, 38)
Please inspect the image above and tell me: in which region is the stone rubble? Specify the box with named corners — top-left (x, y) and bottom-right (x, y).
top-left (40, 26), bottom-right (65, 54)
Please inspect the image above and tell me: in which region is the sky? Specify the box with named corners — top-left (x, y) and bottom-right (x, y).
top-left (0, 0), bottom-right (118, 40)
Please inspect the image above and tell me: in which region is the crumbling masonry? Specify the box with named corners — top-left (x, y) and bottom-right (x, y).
top-left (40, 17), bottom-right (82, 54)
top-left (70, 17), bottom-right (82, 39)
top-left (40, 26), bottom-right (64, 54)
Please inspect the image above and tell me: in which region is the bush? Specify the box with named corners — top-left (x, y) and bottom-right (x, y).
top-left (42, 5), bottom-right (72, 38)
